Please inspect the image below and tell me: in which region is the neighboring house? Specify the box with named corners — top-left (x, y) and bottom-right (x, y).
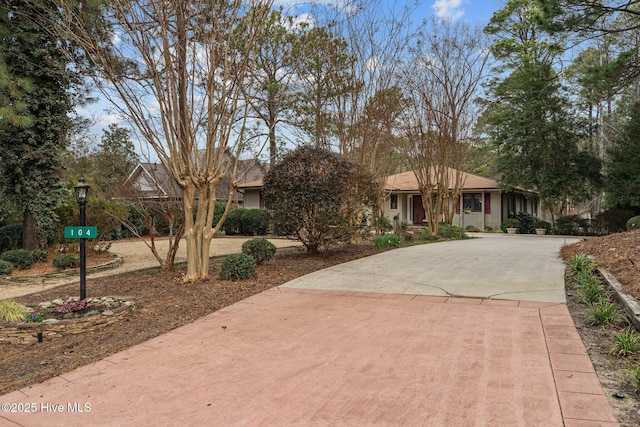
top-left (237, 180), bottom-right (265, 209)
top-left (117, 153), bottom-right (266, 207)
top-left (238, 167), bottom-right (540, 231)
top-left (384, 169), bottom-right (540, 231)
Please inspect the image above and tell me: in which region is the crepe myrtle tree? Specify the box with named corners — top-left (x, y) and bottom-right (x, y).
top-left (263, 145), bottom-right (378, 253)
top-left (55, 0), bottom-right (273, 281)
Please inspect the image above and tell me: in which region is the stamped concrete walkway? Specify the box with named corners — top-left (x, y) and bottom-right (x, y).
top-left (0, 234), bottom-right (620, 426)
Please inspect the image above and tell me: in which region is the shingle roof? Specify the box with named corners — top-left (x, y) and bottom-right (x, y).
top-left (121, 154), bottom-right (266, 201)
top-left (385, 168), bottom-right (501, 192)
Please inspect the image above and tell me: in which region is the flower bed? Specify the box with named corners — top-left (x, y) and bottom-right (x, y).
top-left (0, 296), bottom-right (134, 345)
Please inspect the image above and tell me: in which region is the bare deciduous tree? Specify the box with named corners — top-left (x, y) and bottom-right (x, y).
top-left (56, 0), bottom-right (273, 281)
top-left (399, 18), bottom-right (489, 235)
top-left (305, 1), bottom-right (419, 231)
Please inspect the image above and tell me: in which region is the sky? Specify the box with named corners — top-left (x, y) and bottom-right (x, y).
top-left (78, 0), bottom-right (506, 157)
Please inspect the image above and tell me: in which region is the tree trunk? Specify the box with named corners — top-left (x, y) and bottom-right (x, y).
top-left (22, 209), bottom-right (41, 250)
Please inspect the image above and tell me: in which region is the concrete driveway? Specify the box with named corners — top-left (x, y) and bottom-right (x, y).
top-left (1, 233), bottom-right (618, 426)
top-left (285, 233), bottom-right (582, 302)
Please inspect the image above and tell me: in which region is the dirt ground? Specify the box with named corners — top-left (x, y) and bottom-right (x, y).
top-left (2, 232), bottom-right (640, 425)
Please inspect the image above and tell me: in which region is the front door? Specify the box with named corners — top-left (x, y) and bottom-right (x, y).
top-left (413, 195), bottom-right (425, 225)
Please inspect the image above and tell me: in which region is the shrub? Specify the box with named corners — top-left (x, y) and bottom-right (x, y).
top-left (241, 209), bottom-right (270, 235)
top-left (0, 249), bottom-right (35, 270)
top-left (438, 224), bottom-right (467, 240)
top-left (223, 208), bottom-right (246, 235)
top-left (0, 223), bottom-right (22, 252)
top-left (263, 145), bottom-right (378, 253)
top-left (374, 234), bottom-right (403, 250)
top-left (627, 215), bottom-right (640, 231)
top-left (213, 201), bottom-right (226, 230)
top-left (0, 300), bottom-right (28, 322)
top-left (500, 218), bottom-right (520, 232)
top-left (52, 253), bottom-right (79, 270)
top-left (554, 214), bottom-right (594, 235)
top-left (31, 250), bottom-right (48, 262)
top-left (219, 253), bottom-right (257, 280)
top-left (595, 209), bottom-right (636, 234)
top-left (465, 225), bottom-right (481, 232)
top-left (514, 212), bottom-right (535, 234)
top-left (241, 238), bottom-right (276, 264)
top-left (0, 260), bottom-right (13, 275)
top-left (376, 216), bottom-right (393, 234)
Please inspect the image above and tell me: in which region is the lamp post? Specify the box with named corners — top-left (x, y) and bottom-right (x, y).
top-left (74, 177), bottom-right (90, 300)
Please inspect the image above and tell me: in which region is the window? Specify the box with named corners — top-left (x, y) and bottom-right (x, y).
top-left (463, 193), bottom-right (482, 212)
top-left (390, 194), bottom-right (398, 210)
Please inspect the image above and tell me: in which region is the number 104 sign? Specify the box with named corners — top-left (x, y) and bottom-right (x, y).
top-left (64, 226), bottom-right (98, 239)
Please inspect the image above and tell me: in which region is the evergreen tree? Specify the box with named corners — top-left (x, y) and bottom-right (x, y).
top-left (605, 102), bottom-right (640, 209)
top-left (0, 0), bottom-right (74, 249)
top-left (483, 0), bottom-right (602, 221)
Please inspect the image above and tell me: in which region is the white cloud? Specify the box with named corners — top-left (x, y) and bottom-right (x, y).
top-left (432, 0), bottom-right (465, 21)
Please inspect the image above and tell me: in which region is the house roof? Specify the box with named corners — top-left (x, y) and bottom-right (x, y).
top-left (237, 180), bottom-right (263, 190)
top-left (385, 168), bottom-right (502, 192)
top-left (119, 154), bottom-right (266, 201)
top-left (237, 168), bottom-right (502, 192)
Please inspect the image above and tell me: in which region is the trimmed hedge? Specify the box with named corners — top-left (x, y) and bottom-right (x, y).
top-left (219, 253), bottom-right (256, 280)
top-left (223, 208), bottom-right (246, 235)
top-left (0, 249), bottom-right (35, 270)
top-left (241, 238), bottom-right (276, 264)
top-left (240, 209), bottom-right (270, 235)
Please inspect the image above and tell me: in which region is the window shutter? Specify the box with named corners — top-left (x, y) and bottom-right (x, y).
top-left (455, 197), bottom-right (460, 214)
top-left (484, 193), bottom-right (491, 214)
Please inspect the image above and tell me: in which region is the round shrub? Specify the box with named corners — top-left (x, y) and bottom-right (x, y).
top-left (241, 238), bottom-right (276, 264)
top-left (219, 253), bottom-right (256, 280)
top-left (0, 223), bottom-right (23, 252)
top-left (52, 253), bottom-right (80, 270)
top-left (223, 208), bottom-right (246, 235)
top-left (0, 249), bottom-right (35, 270)
top-left (31, 250), bottom-right (48, 262)
top-left (0, 260), bottom-right (14, 275)
top-left (627, 215), bottom-right (640, 230)
top-left (241, 209), bottom-right (270, 235)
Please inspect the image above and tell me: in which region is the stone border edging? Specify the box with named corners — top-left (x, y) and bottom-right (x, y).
top-left (4, 253), bottom-right (124, 283)
top-left (599, 267), bottom-right (640, 331)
